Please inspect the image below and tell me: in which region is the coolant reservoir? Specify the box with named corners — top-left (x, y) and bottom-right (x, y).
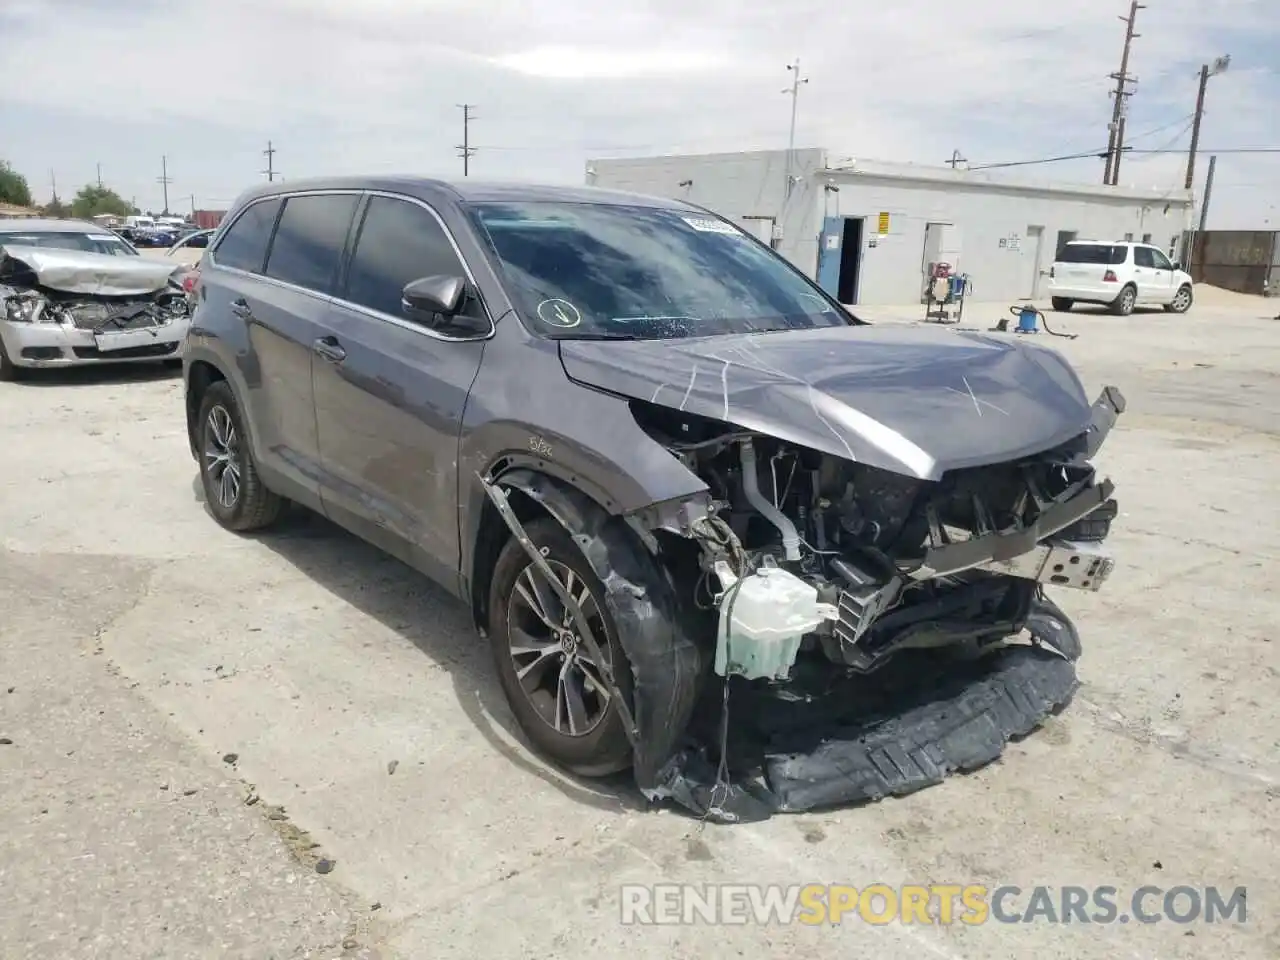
top-left (715, 567), bottom-right (838, 681)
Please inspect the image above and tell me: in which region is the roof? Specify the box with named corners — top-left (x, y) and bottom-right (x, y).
top-left (226, 176), bottom-right (698, 213)
top-left (0, 217), bottom-right (112, 234)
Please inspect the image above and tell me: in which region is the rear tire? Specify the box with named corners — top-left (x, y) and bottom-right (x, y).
top-left (196, 380), bottom-right (284, 531)
top-left (1110, 284), bottom-right (1137, 316)
top-left (1050, 297), bottom-right (1074, 312)
top-left (488, 517), bottom-right (634, 776)
top-left (1164, 285), bottom-right (1193, 314)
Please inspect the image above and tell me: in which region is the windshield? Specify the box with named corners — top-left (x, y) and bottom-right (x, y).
top-left (0, 231), bottom-right (138, 257)
top-left (1057, 243), bottom-right (1126, 265)
top-left (471, 201), bottom-right (850, 339)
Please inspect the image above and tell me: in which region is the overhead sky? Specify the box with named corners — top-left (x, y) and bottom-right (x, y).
top-left (1, 0), bottom-right (1275, 227)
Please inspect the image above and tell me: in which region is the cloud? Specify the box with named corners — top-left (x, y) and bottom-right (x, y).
top-left (0, 0), bottom-right (1274, 226)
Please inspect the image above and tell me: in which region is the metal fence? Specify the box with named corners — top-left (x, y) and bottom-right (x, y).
top-left (1183, 229), bottom-right (1279, 296)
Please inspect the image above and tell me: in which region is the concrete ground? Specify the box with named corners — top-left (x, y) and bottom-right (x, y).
top-left (1, 288), bottom-right (1277, 958)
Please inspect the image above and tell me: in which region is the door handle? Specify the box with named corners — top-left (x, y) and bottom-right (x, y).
top-left (312, 336), bottom-right (346, 363)
top-left (230, 298), bottom-right (252, 319)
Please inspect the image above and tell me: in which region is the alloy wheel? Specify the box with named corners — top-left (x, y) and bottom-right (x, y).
top-left (506, 559), bottom-right (612, 737)
top-left (203, 404), bottom-right (242, 509)
top-left (1171, 288), bottom-right (1192, 312)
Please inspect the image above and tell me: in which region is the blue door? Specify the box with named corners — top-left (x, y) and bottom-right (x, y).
top-left (816, 216), bottom-right (844, 295)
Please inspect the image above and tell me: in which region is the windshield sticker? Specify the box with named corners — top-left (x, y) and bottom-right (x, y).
top-left (681, 216), bottom-right (742, 236)
top-left (536, 298), bottom-right (582, 328)
top-left (87, 234), bottom-right (120, 242)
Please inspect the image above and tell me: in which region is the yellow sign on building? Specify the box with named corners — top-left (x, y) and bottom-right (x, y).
top-left (877, 212), bottom-right (891, 234)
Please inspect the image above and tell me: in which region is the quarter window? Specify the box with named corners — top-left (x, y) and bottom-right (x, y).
top-left (213, 198), bottom-right (282, 273)
top-left (344, 197), bottom-right (473, 320)
top-left (263, 194), bottom-right (359, 294)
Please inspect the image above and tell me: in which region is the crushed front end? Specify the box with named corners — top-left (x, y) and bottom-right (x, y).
top-left (0, 244), bottom-right (191, 369)
top-left (622, 385), bottom-right (1125, 822)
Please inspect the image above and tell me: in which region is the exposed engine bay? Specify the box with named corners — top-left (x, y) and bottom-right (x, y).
top-left (2, 284), bottom-right (191, 332)
top-left (481, 328), bottom-right (1126, 823)
top-left (630, 395), bottom-right (1118, 684)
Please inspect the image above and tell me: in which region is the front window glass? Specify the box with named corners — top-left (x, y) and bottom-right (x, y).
top-left (470, 201), bottom-right (849, 339)
top-left (0, 231), bottom-right (138, 256)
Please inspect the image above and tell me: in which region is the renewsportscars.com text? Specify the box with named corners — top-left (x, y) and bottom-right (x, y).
top-left (619, 883), bottom-right (1247, 926)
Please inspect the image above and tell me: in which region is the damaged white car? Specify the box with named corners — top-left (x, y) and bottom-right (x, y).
top-left (0, 223), bottom-right (191, 380)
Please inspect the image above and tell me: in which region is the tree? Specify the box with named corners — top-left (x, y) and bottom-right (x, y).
top-left (70, 184), bottom-right (133, 220)
top-left (0, 160), bottom-right (33, 207)
top-left (43, 198), bottom-right (71, 218)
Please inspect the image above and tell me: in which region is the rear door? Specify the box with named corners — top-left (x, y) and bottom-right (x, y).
top-left (248, 191), bottom-right (361, 496)
top-left (312, 193), bottom-right (489, 583)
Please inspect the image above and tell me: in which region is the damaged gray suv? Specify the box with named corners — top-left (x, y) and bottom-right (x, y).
top-left (184, 177), bottom-right (1123, 822)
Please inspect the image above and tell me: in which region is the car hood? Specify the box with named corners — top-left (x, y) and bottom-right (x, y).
top-left (558, 324), bottom-right (1093, 480)
top-left (0, 244), bottom-right (180, 297)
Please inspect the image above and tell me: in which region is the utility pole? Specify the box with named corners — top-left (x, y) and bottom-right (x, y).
top-left (96, 163), bottom-right (103, 188)
top-left (947, 150), bottom-right (966, 169)
top-left (782, 59), bottom-right (808, 201)
top-left (263, 140), bottom-right (277, 181)
top-left (50, 170), bottom-right (58, 205)
top-left (1103, 1), bottom-right (1144, 186)
top-left (1185, 56), bottom-right (1230, 190)
top-left (189, 194), bottom-right (197, 216)
top-left (1198, 155), bottom-right (1217, 232)
top-left (157, 155), bottom-right (173, 215)
top-left (456, 104), bottom-right (477, 177)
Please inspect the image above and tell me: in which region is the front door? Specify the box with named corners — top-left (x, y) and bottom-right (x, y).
top-left (1146, 245), bottom-right (1172, 302)
top-left (312, 194), bottom-right (487, 583)
top-left (816, 216), bottom-right (844, 295)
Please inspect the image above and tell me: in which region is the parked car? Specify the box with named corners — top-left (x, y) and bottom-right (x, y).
top-left (1048, 240), bottom-right (1193, 315)
top-left (183, 177), bottom-right (1123, 818)
top-left (164, 229), bottom-right (214, 295)
top-left (0, 218), bottom-right (191, 379)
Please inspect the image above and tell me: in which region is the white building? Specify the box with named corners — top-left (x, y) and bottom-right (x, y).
top-left (585, 148), bottom-right (1196, 305)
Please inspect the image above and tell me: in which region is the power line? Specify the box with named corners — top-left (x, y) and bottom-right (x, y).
top-left (1185, 55), bottom-right (1231, 189)
top-left (456, 104), bottom-right (477, 177)
top-left (263, 140), bottom-right (278, 181)
top-left (157, 155), bottom-right (173, 215)
top-left (971, 144), bottom-right (1280, 171)
top-left (1103, 1), bottom-right (1145, 185)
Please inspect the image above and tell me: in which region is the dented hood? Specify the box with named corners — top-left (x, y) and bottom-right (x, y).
top-left (0, 244), bottom-right (179, 297)
top-left (559, 324), bottom-right (1093, 479)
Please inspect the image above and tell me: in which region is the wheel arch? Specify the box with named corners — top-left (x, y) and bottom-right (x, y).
top-left (466, 463), bottom-right (616, 634)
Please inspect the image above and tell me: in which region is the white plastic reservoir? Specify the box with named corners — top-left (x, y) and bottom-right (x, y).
top-left (715, 567), bottom-right (838, 681)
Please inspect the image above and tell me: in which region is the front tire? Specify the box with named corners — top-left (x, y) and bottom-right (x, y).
top-left (1164, 285), bottom-right (1193, 314)
top-left (196, 380), bottom-right (283, 531)
top-left (1110, 284), bottom-right (1137, 316)
top-left (1050, 297), bottom-right (1074, 312)
top-left (0, 337), bottom-right (23, 382)
top-left (488, 517), bottom-right (634, 776)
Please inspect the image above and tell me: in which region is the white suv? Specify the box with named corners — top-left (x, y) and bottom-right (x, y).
top-left (1048, 241), bottom-right (1194, 316)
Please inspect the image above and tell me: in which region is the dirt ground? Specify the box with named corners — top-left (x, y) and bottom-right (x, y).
top-left (1, 289), bottom-right (1277, 959)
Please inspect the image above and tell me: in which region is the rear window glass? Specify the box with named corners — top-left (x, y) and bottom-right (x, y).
top-left (1058, 244), bottom-right (1127, 265)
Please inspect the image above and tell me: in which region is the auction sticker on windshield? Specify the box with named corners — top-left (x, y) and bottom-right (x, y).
top-left (537, 298), bottom-right (582, 328)
top-left (681, 217), bottom-right (742, 236)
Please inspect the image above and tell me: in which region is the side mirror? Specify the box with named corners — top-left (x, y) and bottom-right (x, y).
top-left (1171, 262), bottom-right (1182, 271)
top-left (402, 275), bottom-right (466, 323)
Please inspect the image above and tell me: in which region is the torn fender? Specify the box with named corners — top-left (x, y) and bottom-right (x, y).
top-left (480, 469), bottom-right (704, 792)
